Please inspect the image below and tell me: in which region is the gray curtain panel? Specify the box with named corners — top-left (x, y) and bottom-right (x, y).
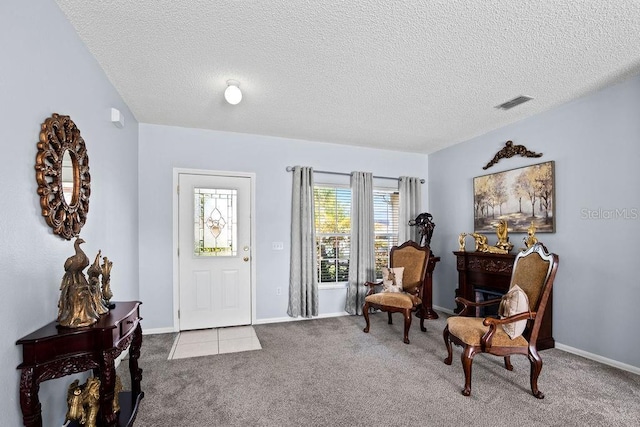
top-left (398, 176), bottom-right (422, 244)
top-left (287, 166), bottom-right (318, 318)
top-left (345, 171), bottom-right (375, 315)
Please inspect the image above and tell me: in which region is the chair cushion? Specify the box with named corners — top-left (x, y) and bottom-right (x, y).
top-left (498, 284), bottom-right (530, 339)
top-left (511, 253), bottom-right (550, 308)
top-left (447, 316), bottom-right (528, 348)
top-left (391, 247), bottom-right (426, 293)
top-left (365, 292), bottom-right (420, 310)
top-left (382, 267), bottom-right (404, 293)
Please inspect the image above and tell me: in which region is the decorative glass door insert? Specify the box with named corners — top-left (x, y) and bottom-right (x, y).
top-left (194, 187), bottom-right (237, 256)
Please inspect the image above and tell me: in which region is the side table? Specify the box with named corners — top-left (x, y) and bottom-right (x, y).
top-left (16, 301), bottom-right (144, 427)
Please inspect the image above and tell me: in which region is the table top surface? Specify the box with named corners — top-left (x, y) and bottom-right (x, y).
top-left (16, 301), bottom-right (141, 344)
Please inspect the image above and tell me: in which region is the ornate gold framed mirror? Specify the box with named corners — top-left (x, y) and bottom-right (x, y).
top-left (35, 113), bottom-right (91, 240)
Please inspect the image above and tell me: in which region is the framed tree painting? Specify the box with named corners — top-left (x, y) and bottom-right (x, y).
top-left (473, 161), bottom-right (555, 233)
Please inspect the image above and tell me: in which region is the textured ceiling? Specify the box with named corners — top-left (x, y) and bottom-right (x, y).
top-left (55, 0), bottom-right (640, 154)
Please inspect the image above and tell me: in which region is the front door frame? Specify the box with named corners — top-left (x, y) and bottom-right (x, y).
top-left (172, 167), bottom-right (256, 332)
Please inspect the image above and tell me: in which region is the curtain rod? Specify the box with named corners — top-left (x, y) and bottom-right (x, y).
top-left (285, 166), bottom-right (425, 184)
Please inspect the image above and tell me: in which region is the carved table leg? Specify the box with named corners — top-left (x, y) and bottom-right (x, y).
top-left (98, 350), bottom-right (118, 426)
top-left (19, 368), bottom-right (42, 427)
top-left (129, 323), bottom-right (144, 398)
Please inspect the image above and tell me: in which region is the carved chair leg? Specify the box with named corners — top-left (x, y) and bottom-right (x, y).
top-left (402, 309), bottom-right (412, 344)
top-left (504, 356), bottom-right (513, 371)
top-left (443, 325), bottom-right (453, 365)
top-left (362, 302), bottom-right (371, 333)
top-left (461, 346), bottom-right (476, 396)
top-left (388, 312), bottom-right (393, 325)
top-left (528, 347), bottom-right (544, 399)
top-left (420, 315), bottom-right (426, 333)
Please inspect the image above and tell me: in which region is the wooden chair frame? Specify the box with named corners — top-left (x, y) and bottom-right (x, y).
top-left (362, 241), bottom-right (431, 344)
top-left (443, 243), bottom-right (559, 398)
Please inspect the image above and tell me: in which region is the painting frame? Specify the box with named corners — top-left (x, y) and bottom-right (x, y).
top-left (473, 160), bottom-right (555, 233)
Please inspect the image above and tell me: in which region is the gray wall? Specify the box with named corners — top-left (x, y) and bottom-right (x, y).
top-left (1, 1), bottom-right (140, 425)
top-left (429, 73), bottom-right (640, 369)
top-left (138, 123), bottom-right (429, 329)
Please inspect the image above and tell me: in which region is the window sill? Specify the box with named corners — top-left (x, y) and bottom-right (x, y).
top-left (319, 282), bottom-right (348, 290)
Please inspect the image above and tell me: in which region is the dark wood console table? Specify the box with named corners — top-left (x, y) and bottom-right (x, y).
top-left (416, 255), bottom-right (441, 320)
top-left (16, 301), bottom-right (144, 427)
top-left (453, 252), bottom-right (554, 350)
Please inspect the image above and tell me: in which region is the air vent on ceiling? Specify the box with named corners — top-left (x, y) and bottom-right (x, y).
top-left (495, 95), bottom-right (533, 110)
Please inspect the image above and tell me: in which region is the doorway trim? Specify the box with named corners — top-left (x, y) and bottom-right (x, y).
top-left (172, 168), bottom-right (256, 332)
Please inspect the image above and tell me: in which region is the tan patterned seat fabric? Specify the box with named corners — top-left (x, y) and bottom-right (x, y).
top-left (364, 292), bottom-right (420, 310)
top-left (447, 316), bottom-right (528, 348)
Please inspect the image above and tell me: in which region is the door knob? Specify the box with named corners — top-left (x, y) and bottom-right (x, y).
top-left (243, 256), bottom-right (249, 262)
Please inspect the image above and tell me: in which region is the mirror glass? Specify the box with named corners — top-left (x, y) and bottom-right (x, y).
top-left (61, 150), bottom-right (76, 205)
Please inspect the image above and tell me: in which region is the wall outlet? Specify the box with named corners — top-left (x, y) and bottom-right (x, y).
top-left (272, 242), bottom-right (284, 250)
top-left (276, 287), bottom-right (282, 295)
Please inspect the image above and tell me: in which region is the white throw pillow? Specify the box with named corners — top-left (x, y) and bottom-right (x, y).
top-left (382, 267), bottom-right (404, 293)
top-left (498, 284), bottom-right (530, 339)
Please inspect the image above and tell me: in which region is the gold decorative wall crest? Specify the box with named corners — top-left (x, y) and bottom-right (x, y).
top-left (482, 140), bottom-right (542, 170)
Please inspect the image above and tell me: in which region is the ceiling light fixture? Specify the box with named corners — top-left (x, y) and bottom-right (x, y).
top-left (224, 80), bottom-right (242, 105)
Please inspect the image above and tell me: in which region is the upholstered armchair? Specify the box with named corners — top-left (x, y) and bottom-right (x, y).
top-left (362, 241), bottom-right (431, 344)
top-left (443, 243), bottom-right (559, 398)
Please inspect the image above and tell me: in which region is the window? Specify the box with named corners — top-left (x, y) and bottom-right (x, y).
top-left (314, 185), bottom-right (399, 285)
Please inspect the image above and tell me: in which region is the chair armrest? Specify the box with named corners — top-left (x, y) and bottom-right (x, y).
top-left (454, 296), bottom-right (502, 308)
top-left (363, 281), bottom-right (383, 297)
top-left (483, 311), bottom-right (536, 327)
top-left (454, 296), bottom-right (502, 316)
top-left (363, 281), bottom-right (382, 288)
top-left (480, 311), bottom-right (537, 348)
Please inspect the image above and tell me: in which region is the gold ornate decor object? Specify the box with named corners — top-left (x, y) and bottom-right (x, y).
top-left (470, 233), bottom-right (508, 254)
top-left (35, 113), bottom-right (91, 240)
top-left (482, 140), bottom-right (542, 170)
top-left (458, 232), bottom-right (467, 252)
top-left (58, 237), bottom-right (114, 328)
top-left (113, 375), bottom-right (123, 414)
top-left (522, 221), bottom-right (539, 250)
top-left (458, 220), bottom-right (518, 254)
top-left (101, 255), bottom-right (114, 308)
top-left (495, 219), bottom-right (514, 252)
top-left (64, 377), bottom-right (101, 427)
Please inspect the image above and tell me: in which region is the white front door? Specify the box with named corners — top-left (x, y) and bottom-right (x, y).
top-left (178, 173), bottom-right (252, 330)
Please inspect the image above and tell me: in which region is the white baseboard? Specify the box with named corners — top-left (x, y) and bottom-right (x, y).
top-left (143, 312), bottom-right (351, 332)
top-left (433, 305), bottom-right (455, 315)
top-left (143, 326), bottom-right (177, 335)
top-left (253, 311), bottom-right (350, 325)
top-left (555, 343), bottom-right (640, 376)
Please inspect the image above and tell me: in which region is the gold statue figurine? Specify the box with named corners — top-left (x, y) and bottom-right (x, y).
top-left (113, 375), bottom-right (123, 414)
top-left (495, 219), bottom-right (514, 252)
top-left (522, 221), bottom-right (539, 250)
top-left (471, 232), bottom-right (508, 254)
top-left (65, 380), bottom-right (86, 425)
top-left (88, 250), bottom-right (109, 315)
top-left (64, 377), bottom-right (101, 427)
top-left (458, 232), bottom-right (467, 252)
top-left (101, 256), bottom-right (114, 307)
top-left (58, 238), bottom-right (101, 328)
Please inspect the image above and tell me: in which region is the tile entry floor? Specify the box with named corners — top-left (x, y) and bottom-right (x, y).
top-left (168, 325), bottom-right (262, 360)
